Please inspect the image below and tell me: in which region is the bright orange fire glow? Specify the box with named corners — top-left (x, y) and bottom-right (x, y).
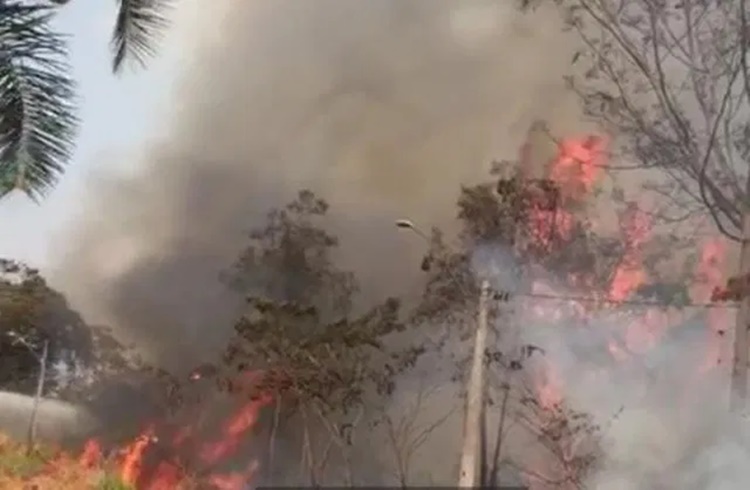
top-left (76, 374), bottom-right (274, 490)
top-left (78, 439), bottom-right (102, 469)
top-left (120, 426), bottom-right (156, 486)
top-left (549, 135), bottom-right (606, 201)
top-left (522, 133), bottom-right (611, 421)
top-left (519, 128), bottom-right (729, 489)
top-left (522, 135), bottom-right (607, 256)
top-left (200, 394), bottom-right (272, 465)
top-left (143, 461), bottom-right (183, 490)
top-left (608, 204), bottom-right (651, 302)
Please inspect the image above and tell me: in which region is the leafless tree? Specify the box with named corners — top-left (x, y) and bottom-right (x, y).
top-left (480, 344), bottom-right (603, 490)
top-left (546, 0), bottom-right (747, 237)
top-left (379, 381), bottom-right (459, 487)
top-left (532, 0), bottom-right (750, 409)
top-left (311, 402), bottom-right (366, 487)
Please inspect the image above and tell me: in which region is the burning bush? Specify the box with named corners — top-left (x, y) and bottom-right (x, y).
top-left (0, 432), bottom-right (143, 490)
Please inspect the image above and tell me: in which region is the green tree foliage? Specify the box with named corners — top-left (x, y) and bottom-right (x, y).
top-left (110, 0), bottom-right (172, 74)
top-left (0, 1), bottom-right (76, 198)
top-left (0, 257), bottom-right (164, 434)
top-left (0, 258), bottom-right (93, 394)
top-left (0, 0), bottom-right (170, 197)
top-left (193, 190), bottom-right (422, 416)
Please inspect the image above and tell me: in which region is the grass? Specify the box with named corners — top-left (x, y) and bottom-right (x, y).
top-left (97, 473), bottom-right (135, 490)
top-left (0, 433), bottom-right (133, 490)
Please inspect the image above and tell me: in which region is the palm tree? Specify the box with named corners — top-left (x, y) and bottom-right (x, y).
top-left (0, 0), bottom-right (171, 199)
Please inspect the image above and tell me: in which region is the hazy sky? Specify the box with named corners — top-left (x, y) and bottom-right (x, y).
top-left (0, 0), bottom-right (183, 270)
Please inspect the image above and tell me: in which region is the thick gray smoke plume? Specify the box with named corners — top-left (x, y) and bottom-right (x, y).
top-left (512, 274), bottom-right (749, 489)
top-left (468, 233), bottom-right (749, 489)
top-left (54, 0), bottom-right (583, 367)
top-left (50, 2), bottom-right (749, 486)
top-left (0, 391), bottom-right (97, 444)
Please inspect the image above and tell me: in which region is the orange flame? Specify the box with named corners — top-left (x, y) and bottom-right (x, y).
top-left (549, 134), bottom-right (606, 201)
top-left (200, 394), bottom-right (272, 465)
top-left (523, 133), bottom-right (611, 412)
top-left (120, 426), bottom-right (157, 486)
top-left (77, 371), bottom-right (274, 489)
top-left (518, 128), bottom-right (732, 489)
top-left (78, 439), bottom-right (102, 468)
top-left (608, 204), bottom-right (651, 302)
top-left (144, 462), bottom-right (184, 490)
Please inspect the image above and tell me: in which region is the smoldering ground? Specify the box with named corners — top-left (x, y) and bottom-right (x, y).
top-left (53, 0), bottom-right (585, 366)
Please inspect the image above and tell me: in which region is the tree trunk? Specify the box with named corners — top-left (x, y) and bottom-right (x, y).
top-left (488, 384), bottom-right (510, 487)
top-left (267, 396), bottom-right (281, 484)
top-left (458, 279), bottom-right (490, 487)
top-left (731, 175), bottom-right (750, 411)
top-left (26, 340), bottom-right (49, 453)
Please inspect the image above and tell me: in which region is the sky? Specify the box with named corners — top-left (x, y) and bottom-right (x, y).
top-left (0, 0), bottom-right (185, 271)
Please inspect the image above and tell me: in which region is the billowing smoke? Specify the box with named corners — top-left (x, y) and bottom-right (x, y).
top-left (48, 0), bottom-right (704, 484)
top-left (0, 391), bottom-right (97, 445)
top-left (46, 1), bottom-right (749, 485)
top-left (54, 0), bottom-right (583, 368)
top-left (510, 271), bottom-right (748, 488)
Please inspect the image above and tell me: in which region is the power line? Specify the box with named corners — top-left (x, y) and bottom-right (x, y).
top-left (395, 220), bottom-right (737, 310)
top-left (511, 291), bottom-right (738, 309)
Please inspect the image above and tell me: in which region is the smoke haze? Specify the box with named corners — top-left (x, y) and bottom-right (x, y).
top-left (44, 2), bottom-right (750, 486)
top-left (54, 0), bottom-right (584, 366)
top-left (515, 279), bottom-right (746, 489)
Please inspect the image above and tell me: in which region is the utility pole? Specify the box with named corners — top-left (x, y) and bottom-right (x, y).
top-left (730, 174), bottom-right (750, 412)
top-left (393, 219), bottom-right (492, 485)
top-left (458, 279), bottom-right (490, 487)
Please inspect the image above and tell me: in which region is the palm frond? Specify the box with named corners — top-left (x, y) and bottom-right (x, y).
top-left (111, 0), bottom-right (171, 74)
top-left (0, 2), bottom-right (78, 199)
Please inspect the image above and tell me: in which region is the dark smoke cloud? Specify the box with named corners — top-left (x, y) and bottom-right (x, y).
top-left (54, 0), bottom-right (583, 368)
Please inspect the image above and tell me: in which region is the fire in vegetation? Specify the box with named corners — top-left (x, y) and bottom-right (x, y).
top-left (76, 370), bottom-right (274, 490)
top-left (38, 128), bottom-right (731, 490)
top-left (15, 129), bottom-right (735, 489)
top-left (501, 127), bottom-right (731, 488)
top-left (0, 396), bottom-right (267, 490)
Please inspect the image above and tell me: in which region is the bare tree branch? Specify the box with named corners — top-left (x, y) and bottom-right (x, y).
top-left (558, 0), bottom-right (750, 240)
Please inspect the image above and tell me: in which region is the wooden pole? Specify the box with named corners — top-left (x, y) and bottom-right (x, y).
top-left (458, 279), bottom-right (490, 487)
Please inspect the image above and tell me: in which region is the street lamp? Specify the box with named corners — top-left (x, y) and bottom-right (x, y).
top-left (395, 219), bottom-right (490, 487)
top-left (395, 219), bottom-right (431, 241)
